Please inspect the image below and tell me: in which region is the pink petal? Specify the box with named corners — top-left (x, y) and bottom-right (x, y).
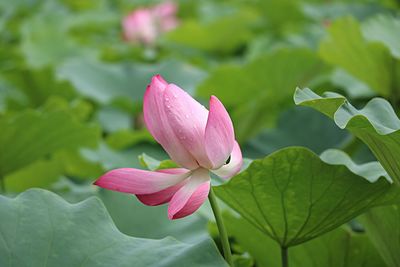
top-left (143, 75), bottom-right (199, 169)
top-left (168, 168), bottom-right (210, 220)
top-left (136, 168), bottom-right (188, 206)
top-left (163, 84), bottom-right (212, 168)
top-left (136, 180), bottom-right (187, 206)
top-left (211, 141), bottom-right (243, 179)
top-left (94, 168), bottom-right (191, 195)
top-left (156, 168), bottom-right (189, 175)
top-left (205, 96), bottom-right (235, 169)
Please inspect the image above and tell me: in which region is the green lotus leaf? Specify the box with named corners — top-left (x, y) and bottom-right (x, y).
top-left (295, 87), bottom-right (400, 184)
top-left (214, 147), bottom-right (398, 247)
top-left (0, 189), bottom-right (227, 267)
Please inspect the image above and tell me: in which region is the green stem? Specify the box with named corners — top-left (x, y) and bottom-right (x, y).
top-left (208, 187), bottom-right (233, 266)
top-left (281, 246), bottom-right (289, 267)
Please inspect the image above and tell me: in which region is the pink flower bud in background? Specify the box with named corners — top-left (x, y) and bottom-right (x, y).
top-left (122, 1), bottom-right (179, 45)
top-left (322, 19), bottom-right (332, 28)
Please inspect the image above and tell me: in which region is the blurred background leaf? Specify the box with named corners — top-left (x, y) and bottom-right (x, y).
top-left (1, 0), bottom-right (400, 265)
top-left (361, 205), bottom-right (400, 267)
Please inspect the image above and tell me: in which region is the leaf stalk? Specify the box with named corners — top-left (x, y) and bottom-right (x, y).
top-left (281, 246), bottom-right (289, 267)
top-left (208, 187), bottom-right (233, 266)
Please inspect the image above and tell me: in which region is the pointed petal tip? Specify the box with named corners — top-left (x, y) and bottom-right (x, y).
top-left (205, 95), bottom-right (235, 168)
top-left (93, 176), bottom-right (105, 187)
top-left (92, 168), bottom-right (191, 195)
top-left (209, 95), bottom-right (217, 101)
top-left (151, 74), bottom-right (167, 85)
top-left (146, 75), bottom-right (168, 96)
top-left (209, 95), bottom-right (223, 106)
top-left (145, 75), bottom-right (167, 97)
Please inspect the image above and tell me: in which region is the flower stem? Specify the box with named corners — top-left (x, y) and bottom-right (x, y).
top-left (208, 187), bottom-right (233, 266)
top-left (281, 246), bottom-right (289, 267)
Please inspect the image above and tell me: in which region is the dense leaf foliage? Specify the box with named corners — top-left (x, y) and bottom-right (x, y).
top-left (1, 0), bottom-right (400, 266)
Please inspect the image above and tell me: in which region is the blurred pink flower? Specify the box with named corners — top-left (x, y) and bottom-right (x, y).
top-left (94, 75), bottom-right (243, 219)
top-left (122, 1), bottom-right (179, 45)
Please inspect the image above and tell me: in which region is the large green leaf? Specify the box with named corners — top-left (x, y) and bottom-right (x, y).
top-left (295, 87), bottom-right (400, 184)
top-left (57, 58), bottom-right (206, 104)
top-left (52, 180), bottom-right (210, 244)
top-left (363, 15), bottom-right (400, 59)
top-left (0, 110), bottom-right (100, 177)
top-left (361, 205), bottom-right (400, 267)
top-left (197, 48), bottom-right (325, 140)
top-left (0, 189), bottom-right (227, 267)
top-left (225, 213), bottom-right (386, 267)
top-left (214, 147), bottom-right (398, 247)
top-left (319, 17), bottom-right (392, 95)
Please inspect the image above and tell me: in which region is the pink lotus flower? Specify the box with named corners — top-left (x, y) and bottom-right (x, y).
top-left (122, 1), bottom-right (179, 45)
top-left (94, 75), bottom-right (243, 219)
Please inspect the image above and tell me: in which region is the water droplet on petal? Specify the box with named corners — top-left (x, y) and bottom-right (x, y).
top-left (185, 114), bottom-right (189, 119)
